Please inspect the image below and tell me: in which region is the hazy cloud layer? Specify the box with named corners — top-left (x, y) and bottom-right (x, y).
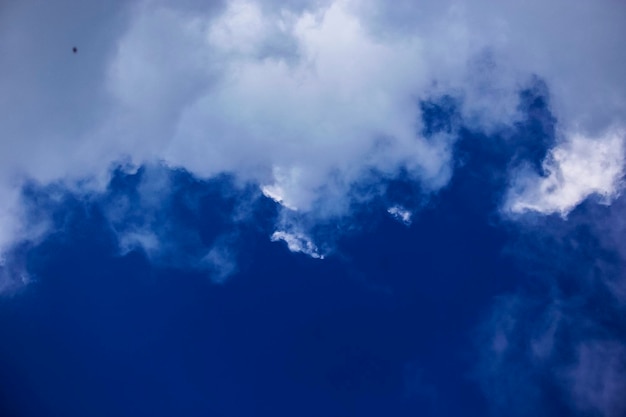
top-left (478, 190), bottom-right (626, 417)
top-left (479, 293), bottom-right (626, 417)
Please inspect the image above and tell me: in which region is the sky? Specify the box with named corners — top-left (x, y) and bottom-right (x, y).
top-left (0, 0), bottom-right (625, 416)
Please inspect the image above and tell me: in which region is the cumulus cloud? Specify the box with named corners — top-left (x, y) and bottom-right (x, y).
top-left (505, 128), bottom-right (625, 216)
top-left (1, 0), bottom-right (625, 267)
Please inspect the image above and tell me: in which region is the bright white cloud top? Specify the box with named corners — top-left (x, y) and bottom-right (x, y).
top-left (506, 128), bottom-right (625, 216)
top-left (1, 0), bottom-right (625, 264)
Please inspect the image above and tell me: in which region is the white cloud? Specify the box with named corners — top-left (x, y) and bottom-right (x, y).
top-left (1, 0), bottom-right (625, 264)
top-left (505, 128), bottom-right (625, 216)
top-left (387, 206), bottom-right (413, 226)
top-left (271, 230), bottom-right (324, 259)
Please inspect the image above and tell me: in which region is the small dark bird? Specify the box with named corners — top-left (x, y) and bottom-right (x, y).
top-left (72, 47), bottom-right (77, 53)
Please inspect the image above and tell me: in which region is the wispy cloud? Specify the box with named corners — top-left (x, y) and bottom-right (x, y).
top-left (200, 233), bottom-right (240, 283)
top-left (477, 190), bottom-right (626, 416)
top-left (98, 164), bottom-right (256, 282)
top-left (271, 230), bottom-right (324, 259)
top-left (565, 340), bottom-right (626, 417)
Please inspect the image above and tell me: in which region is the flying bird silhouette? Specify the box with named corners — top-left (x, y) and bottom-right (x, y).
top-left (72, 47), bottom-right (77, 53)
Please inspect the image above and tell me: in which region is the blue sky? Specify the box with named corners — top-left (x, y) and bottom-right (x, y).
top-left (1, 1), bottom-right (626, 416)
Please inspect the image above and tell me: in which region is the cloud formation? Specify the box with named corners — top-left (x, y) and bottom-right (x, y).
top-left (2, 2), bottom-right (626, 415)
top-left (99, 164), bottom-right (254, 282)
top-left (478, 292), bottom-right (626, 417)
top-left (566, 340), bottom-right (626, 417)
top-left (387, 206), bottom-right (413, 226)
top-left (271, 230), bottom-right (324, 259)
top-left (478, 187), bottom-right (626, 416)
top-left (505, 128), bottom-right (625, 216)
top-left (1, 0), bottom-right (625, 263)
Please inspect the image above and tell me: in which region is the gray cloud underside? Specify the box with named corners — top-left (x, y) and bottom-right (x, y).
top-left (1, 0), bottom-right (625, 257)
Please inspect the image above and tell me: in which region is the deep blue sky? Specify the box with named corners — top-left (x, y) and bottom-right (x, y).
top-left (0, 170), bottom-right (518, 416)
top-left (1, 2), bottom-right (626, 416)
top-left (1, 91), bottom-right (610, 417)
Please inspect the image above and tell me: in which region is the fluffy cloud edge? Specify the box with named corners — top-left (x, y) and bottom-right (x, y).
top-left (504, 128), bottom-right (625, 217)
